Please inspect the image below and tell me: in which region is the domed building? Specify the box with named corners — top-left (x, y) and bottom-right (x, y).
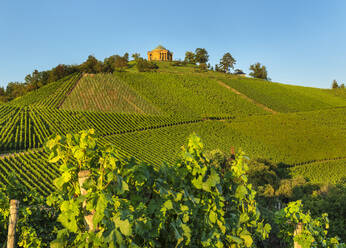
top-left (147, 45), bottom-right (173, 61)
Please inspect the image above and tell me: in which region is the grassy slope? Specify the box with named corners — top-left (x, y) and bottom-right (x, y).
top-left (61, 74), bottom-right (161, 114)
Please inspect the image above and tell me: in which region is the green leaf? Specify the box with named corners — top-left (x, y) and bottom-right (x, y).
top-left (181, 223), bottom-right (191, 245)
top-left (73, 148), bottom-right (85, 161)
top-left (240, 230), bottom-right (253, 248)
top-left (58, 200), bottom-right (79, 232)
top-left (235, 185), bottom-right (248, 199)
top-left (93, 193), bottom-right (108, 227)
top-left (191, 176), bottom-right (203, 189)
top-left (114, 216), bottom-right (132, 236)
top-left (164, 200), bottom-right (173, 210)
top-left (227, 235), bottom-right (243, 244)
top-left (122, 180), bottom-right (129, 192)
top-left (209, 210), bottom-right (217, 224)
top-left (48, 151), bottom-right (61, 163)
top-left (239, 213), bottom-right (249, 224)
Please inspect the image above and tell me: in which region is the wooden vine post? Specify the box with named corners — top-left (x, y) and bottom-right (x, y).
top-left (78, 170), bottom-right (95, 232)
top-left (7, 199), bottom-right (19, 248)
top-left (294, 222), bottom-right (303, 248)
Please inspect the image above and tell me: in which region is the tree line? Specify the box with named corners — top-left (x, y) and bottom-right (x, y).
top-left (0, 48), bottom-right (272, 103)
top-left (0, 53), bottom-right (132, 102)
top-left (183, 48), bottom-right (269, 80)
top-left (332, 80), bottom-right (345, 89)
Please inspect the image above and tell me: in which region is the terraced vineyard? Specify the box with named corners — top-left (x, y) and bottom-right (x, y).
top-left (0, 68), bottom-right (345, 194)
top-left (216, 74), bottom-right (346, 112)
top-left (290, 159), bottom-right (346, 185)
top-left (61, 74), bottom-right (161, 114)
top-left (8, 73), bottom-right (81, 108)
top-left (116, 72), bottom-right (268, 117)
top-left (0, 150), bottom-right (59, 195)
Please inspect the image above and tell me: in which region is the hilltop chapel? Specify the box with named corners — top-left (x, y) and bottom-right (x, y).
top-left (147, 45), bottom-right (173, 61)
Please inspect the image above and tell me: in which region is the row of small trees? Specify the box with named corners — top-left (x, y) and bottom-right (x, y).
top-left (184, 48), bottom-right (269, 80)
top-left (332, 80), bottom-right (345, 89)
top-left (0, 53), bottom-right (131, 102)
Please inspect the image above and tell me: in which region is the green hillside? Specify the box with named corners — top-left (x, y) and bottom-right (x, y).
top-left (0, 63), bottom-right (345, 195)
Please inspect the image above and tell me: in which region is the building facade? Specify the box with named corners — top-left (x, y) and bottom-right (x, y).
top-left (147, 45), bottom-right (173, 61)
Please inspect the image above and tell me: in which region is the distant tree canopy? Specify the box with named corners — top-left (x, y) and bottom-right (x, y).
top-left (332, 80), bottom-right (345, 89)
top-left (0, 52), bottom-right (133, 101)
top-left (249, 62), bottom-right (268, 80)
top-left (184, 51), bottom-right (196, 64)
top-left (79, 55), bottom-right (103, 74)
top-left (131, 53), bottom-right (141, 61)
top-left (136, 58), bottom-right (159, 72)
top-left (219, 52), bottom-right (236, 73)
top-left (332, 79), bottom-right (342, 89)
top-left (103, 53), bottom-right (129, 72)
top-left (332, 80), bottom-right (339, 89)
top-left (194, 48), bottom-right (209, 64)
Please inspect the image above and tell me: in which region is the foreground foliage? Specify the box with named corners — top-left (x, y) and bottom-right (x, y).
top-left (275, 200), bottom-right (344, 248)
top-left (0, 130), bottom-right (344, 247)
top-left (45, 130), bottom-right (271, 247)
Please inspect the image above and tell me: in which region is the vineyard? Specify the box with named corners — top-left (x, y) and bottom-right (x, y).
top-left (115, 72), bottom-right (269, 117)
top-left (215, 74), bottom-right (346, 113)
top-left (8, 73), bottom-right (81, 108)
top-left (61, 73), bottom-right (161, 114)
top-left (0, 69), bottom-right (345, 196)
top-left (290, 159), bottom-right (346, 184)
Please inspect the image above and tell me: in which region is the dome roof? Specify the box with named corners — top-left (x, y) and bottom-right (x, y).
top-left (153, 45), bottom-right (167, 50)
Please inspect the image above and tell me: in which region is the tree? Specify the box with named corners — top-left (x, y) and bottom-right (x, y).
top-left (136, 58), bottom-right (158, 72)
top-left (184, 51), bottom-right (196, 64)
top-left (123, 52), bottom-right (129, 62)
top-left (249, 63), bottom-right (268, 80)
top-left (0, 87), bottom-right (5, 96)
top-left (6, 82), bottom-right (27, 99)
top-left (79, 55), bottom-right (103, 74)
top-left (332, 80), bottom-right (339, 89)
top-left (48, 64), bottom-right (77, 83)
top-left (219, 52), bottom-right (236, 73)
top-left (114, 53), bottom-right (129, 71)
top-left (194, 48), bottom-right (209, 64)
top-left (340, 83), bottom-right (345, 89)
top-left (103, 56), bottom-right (116, 73)
top-left (131, 53), bottom-right (141, 61)
top-left (0, 87), bottom-right (7, 102)
top-left (197, 63), bottom-right (208, 72)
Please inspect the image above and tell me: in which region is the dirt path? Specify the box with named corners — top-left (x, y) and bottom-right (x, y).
top-left (217, 80), bottom-right (278, 114)
top-left (57, 74), bottom-right (83, 109)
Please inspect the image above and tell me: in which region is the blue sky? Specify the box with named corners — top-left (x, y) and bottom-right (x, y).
top-left (0, 0), bottom-right (345, 88)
